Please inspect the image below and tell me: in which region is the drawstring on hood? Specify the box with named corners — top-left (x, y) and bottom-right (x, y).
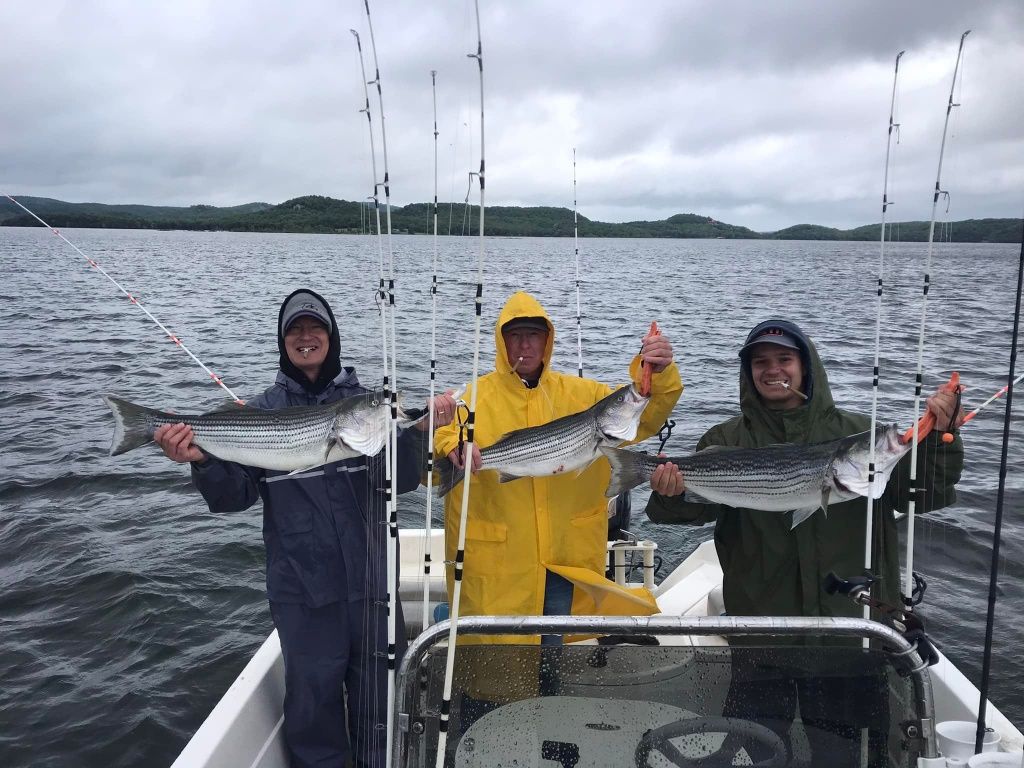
top-left (276, 288), bottom-right (343, 394)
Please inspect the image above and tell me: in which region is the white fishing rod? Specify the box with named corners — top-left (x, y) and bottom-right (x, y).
top-left (360, 5), bottom-right (402, 763)
top-left (905, 30), bottom-right (970, 601)
top-left (573, 148), bottom-right (583, 378)
top-left (350, 27), bottom-right (394, 767)
top-left (435, 1), bottom-right (485, 762)
top-left (3, 194), bottom-right (244, 404)
top-left (422, 69), bottom-right (440, 632)
top-left (863, 50), bottom-right (904, 626)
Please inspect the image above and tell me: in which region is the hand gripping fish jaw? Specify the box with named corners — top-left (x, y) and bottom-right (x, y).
top-left (901, 372), bottom-right (962, 445)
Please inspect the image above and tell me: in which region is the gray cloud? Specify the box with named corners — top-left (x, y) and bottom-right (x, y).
top-left (1, 0), bottom-right (1021, 231)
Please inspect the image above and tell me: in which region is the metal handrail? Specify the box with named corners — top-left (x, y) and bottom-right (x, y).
top-left (393, 615), bottom-right (938, 764)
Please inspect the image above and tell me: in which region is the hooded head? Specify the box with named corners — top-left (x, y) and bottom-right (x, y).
top-left (277, 288), bottom-right (342, 393)
top-left (495, 291), bottom-right (554, 383)
top-left (737, 318), bottom-right (835, 435)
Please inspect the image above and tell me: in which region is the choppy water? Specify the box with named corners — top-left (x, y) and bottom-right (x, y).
top-left (1, 227), bottom-right (1021, 767)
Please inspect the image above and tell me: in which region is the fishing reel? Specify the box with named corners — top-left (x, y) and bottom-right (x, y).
top-left (824, 571), bottom-right (939, 667)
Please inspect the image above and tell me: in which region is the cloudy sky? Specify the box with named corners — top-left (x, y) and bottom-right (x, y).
top-left (2, 0), bottom-right (1021, 231)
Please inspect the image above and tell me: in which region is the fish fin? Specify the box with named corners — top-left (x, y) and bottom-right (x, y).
top-left (790, 506), bottom-right (820, 529)
top-left (682, 490), bottom-right (714, 505)
top-left (497, 471), bottom-right (523, 484)
top-left (103, 395), bottom-right (158, 455)
top-left (208, 399), bottom-right (251, 413)
top-left (286, 462), bottom-right (326, 476)
top-left (601, 445), bottom-right (649, 498)
top-left (820, 487), bottom-right (831, 518)
top-left (695, 444), bottom-right (729, 453)
top-left (435, 455), bottom-right (465, 498)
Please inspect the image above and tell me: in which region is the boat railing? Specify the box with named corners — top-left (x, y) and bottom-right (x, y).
top-left (394, 615), bottom-right (939, 767)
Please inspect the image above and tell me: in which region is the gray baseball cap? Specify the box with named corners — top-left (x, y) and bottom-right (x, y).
top-left (280, 292), bottom-right (333, 336)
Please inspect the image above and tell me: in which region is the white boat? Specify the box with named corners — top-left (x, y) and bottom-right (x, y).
top-left (171, 529), bottom-right (1023, 767)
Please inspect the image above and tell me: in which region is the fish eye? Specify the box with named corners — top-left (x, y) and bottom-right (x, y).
top-left (371, 399), bottom-right (379, 406)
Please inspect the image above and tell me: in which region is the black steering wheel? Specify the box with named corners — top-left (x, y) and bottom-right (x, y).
top-left (635, 716), bottom-right (787, 767)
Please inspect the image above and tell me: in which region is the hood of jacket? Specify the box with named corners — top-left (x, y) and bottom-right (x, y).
top-left (737, 318), bottom-right (837, 444)
top-left (494, 291), bottom-right (555, 381)
top-left (276, 288), bottom-right (343, 394)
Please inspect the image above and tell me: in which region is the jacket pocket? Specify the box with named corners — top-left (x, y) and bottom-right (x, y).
top-left (465, 519), bottom-right (508, 572)
top-left (569, 506), bottom-right (606, 528)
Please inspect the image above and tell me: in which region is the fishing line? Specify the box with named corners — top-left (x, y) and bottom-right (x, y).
top-left (573, 148), bottom-right (584, 378)
top-left (436, 2), bottom-right (485, 761)
top-left (863, 50), bottom-right (904, 633)
top-left (3, 194), bottom-right (244, 404)
top-left (975, 221), bottom-right (1022, 753)
top-left (421, 69), bottom-right (441, 633)
top-left (905, 30), bottom-right (970, 601)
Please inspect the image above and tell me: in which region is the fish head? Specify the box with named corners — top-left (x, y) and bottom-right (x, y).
top-left (595, 384), bottom-right (650, 442)
top-left (332, 390), bottom-right (387, 438)
top-left (830, 424), bottom-right (909, 499)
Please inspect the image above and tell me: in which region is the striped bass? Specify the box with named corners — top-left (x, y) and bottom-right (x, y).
top-left (436, 384), bottom-right (650, 497)
top-left (103, 391), bottom-right (424, 472)
top-left (602, 424), bottom-right (911, 528)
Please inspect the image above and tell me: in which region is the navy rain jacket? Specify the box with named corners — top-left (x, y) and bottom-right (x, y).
top-left (190, 367), bottom-right (427, 607)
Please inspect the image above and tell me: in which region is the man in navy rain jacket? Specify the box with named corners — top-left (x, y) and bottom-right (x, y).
top-left (155, 288), bottom-right (456, 768)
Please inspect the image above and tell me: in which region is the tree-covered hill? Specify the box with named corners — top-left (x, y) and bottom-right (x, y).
top-left (1, 194), bottom-right (1019, 243)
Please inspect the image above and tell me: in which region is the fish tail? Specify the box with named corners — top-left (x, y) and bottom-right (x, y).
top-left (103, 395), bottom-right (158, 455)
top-left (601, 446), bottom-right (651, 498)
top-left (435, 455), bottom-right (465, 498)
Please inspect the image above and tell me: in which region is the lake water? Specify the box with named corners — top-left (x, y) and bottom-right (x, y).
top-left (1, 227), bottom-right (1021, 766)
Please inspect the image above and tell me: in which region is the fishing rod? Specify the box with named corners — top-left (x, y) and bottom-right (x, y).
top-left (3, 194), bottom-right (244, 404)
top-left (351, 24), bottom-right (396, 765)
top-left (358, 3), bottom-right (403, 762)
top-left (975, 225), bottom-right (1022, 754)
top-left (435, 0), bottom-right (485, 761)
top-left (573, 148), bottom-right (583, 378)
top-left (905, 30), bottom-right (970, 602)
top-left (422, 69), bottom-right (440, 632)
top-left (864, 50), bottom-right (904, 630)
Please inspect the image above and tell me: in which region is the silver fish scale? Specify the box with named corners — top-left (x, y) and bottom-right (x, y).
top-left (161, 407), bottom-right (340, 453)
top-left (481, 410), bottom-right (599, 473)
top-left (627, 442), bottom-right (836, 504)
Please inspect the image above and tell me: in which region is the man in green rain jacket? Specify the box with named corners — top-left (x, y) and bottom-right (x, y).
top-left (645, 318), bottom-right (963, 766)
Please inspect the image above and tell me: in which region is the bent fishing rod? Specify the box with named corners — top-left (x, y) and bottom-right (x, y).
top-left (353, 6), bottom-right (402, 763)
top-left (905, 30), bottom-right (970, 601)
top-left (3, 194), bottom-right (244, 404)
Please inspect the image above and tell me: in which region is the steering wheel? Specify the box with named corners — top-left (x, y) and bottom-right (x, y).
top-left (634, 716), bottom-right (787, 768)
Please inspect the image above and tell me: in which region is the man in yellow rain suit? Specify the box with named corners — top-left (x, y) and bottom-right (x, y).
top-left (433, 291), bottom-right (682, 642)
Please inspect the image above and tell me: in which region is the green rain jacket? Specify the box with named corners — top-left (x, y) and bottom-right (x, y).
top-left (646, 331), bottom-right (963, 619)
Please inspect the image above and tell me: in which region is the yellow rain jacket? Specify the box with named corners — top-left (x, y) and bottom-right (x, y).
top-left (434, 291), bottom-right (683, 641)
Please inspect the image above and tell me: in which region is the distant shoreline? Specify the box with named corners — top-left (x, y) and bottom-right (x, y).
top-left (2, 194), bottom-right (1021, 243)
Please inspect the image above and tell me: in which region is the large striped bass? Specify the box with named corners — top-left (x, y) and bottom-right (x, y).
top-left (436, 384), bottom-right (649, 497)
top-left (103, 391), bottom-right (424, 472)
top-left (602, 424), bottom-right (911, 528)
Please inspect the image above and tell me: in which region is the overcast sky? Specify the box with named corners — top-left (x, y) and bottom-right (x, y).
top-left (2, 1), bottom-right (1021, 231)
